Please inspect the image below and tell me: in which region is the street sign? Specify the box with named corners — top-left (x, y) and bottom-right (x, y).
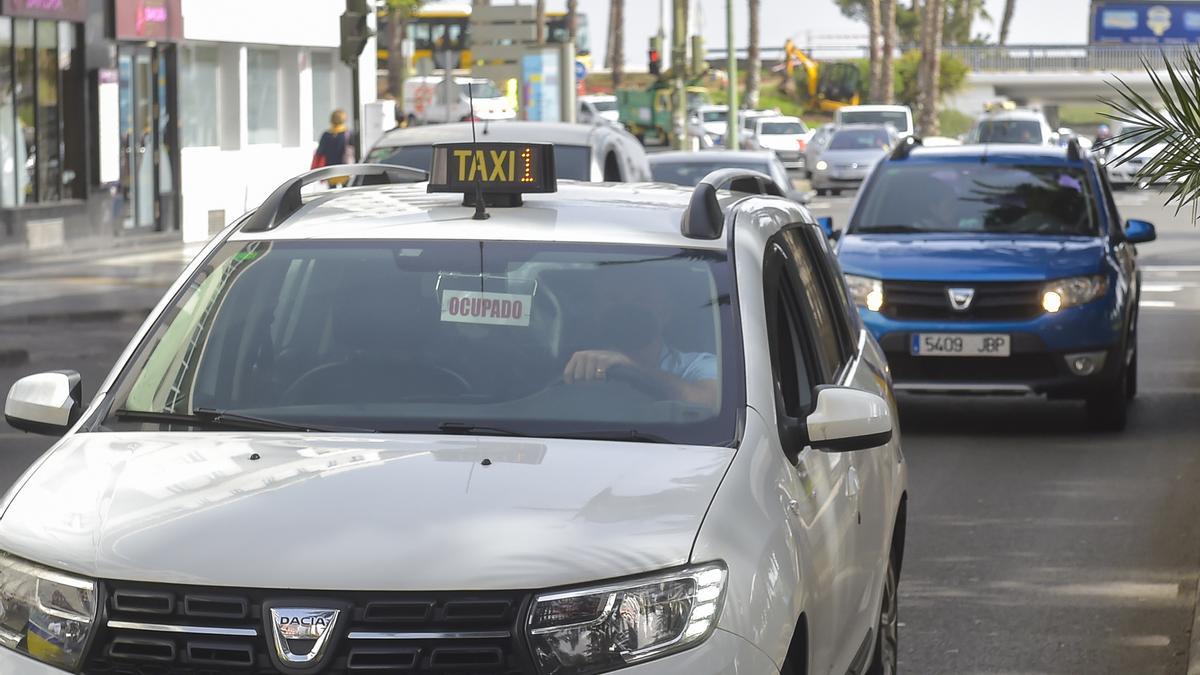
top-left (575, 60), bottom-right (587, 81)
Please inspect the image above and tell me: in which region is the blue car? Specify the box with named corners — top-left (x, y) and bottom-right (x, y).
top-left (828, 140), bottom-right (1156, 431)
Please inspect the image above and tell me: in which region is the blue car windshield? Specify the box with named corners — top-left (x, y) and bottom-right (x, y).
top-left (851, 163), bottom-right (1099, 236)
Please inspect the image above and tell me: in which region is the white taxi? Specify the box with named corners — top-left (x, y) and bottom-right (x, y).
top-left (2, 142), bottom-right (907, 675)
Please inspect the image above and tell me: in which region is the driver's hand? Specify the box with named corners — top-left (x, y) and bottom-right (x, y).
top-left (564, 350), bottom-right (636, 384)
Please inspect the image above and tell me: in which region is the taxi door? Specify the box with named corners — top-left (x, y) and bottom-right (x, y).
top-left (780, 226), bottom-right (886, 670)
top-left (764, 235), bottom-right (862, 673)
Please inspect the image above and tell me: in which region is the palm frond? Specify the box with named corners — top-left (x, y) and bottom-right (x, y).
top-left (1099, 47), bottom-right (1200, 223)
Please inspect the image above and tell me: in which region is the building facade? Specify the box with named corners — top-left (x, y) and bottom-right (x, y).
top-left (0, 0), bottom-right (375, 258)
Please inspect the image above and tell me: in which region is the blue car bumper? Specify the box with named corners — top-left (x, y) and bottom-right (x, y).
top-left (862, 296), bottom-right (1125, 397)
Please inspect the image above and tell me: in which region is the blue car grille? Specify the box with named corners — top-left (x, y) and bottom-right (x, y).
top-left (882, 280), bottom-right (1044, 321)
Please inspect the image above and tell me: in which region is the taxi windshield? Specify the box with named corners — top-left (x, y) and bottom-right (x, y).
top-left (104, 240), bottom-right (741, 446)
top-left (851, 163), bottom-right (1099, 236)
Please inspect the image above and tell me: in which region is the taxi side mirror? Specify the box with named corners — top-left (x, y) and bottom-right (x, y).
top-left (805, 386), bottom-right (892, 453)
top-left (4, 371), bottom-right (82, 436)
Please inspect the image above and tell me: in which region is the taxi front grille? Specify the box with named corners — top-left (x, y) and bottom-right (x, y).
top-left (881, 280), bottom-right (1044, 322)
top-left (83, 581), bottom-right (533, 675)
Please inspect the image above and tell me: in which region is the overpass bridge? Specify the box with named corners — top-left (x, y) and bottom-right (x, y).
top-left (708, 44), bottom-right (1182, 118)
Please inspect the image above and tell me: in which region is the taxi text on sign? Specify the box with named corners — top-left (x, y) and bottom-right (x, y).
top-left (428, 142), bottom-right (557, 195)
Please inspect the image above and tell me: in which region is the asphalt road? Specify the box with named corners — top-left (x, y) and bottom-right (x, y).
top-left (1, 189), bottom-right (1199, 674)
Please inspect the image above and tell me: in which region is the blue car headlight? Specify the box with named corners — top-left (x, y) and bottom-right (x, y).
top-left (527, 563), bottom-right (727, 674)
top-left (846, 274), bottom-right (885, 312)
top-left (0, 551), bottom-right (97, 670)
top-left (1041, 275), bottom-right (1108, 313)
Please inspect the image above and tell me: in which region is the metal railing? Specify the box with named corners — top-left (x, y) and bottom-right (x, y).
top-left (706, 44), bottom-right (1189, 73)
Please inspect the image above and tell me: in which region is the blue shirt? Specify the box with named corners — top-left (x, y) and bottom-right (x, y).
top-left (660, 346), bottom-right (719, 382)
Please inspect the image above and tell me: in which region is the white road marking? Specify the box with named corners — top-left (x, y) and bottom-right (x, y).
top-left (1143, 266), bottom-right (1200, 273)
top-left (1140, 300), bottom-right (1177, 308)
top-left (1143, 284), bottom-right (1187, 293)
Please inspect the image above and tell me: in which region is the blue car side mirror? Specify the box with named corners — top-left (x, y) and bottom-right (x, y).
top-left (816, 216), bottom-right (835, 238)
top-left (1124, 219), bottom-right (1156, 244)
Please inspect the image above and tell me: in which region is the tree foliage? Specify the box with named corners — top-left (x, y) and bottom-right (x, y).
top-left (1102, 48), bottom-right (1200, 223)
top-left (853, 50), bottom-right (966, 108)
top-left (835, 0), bottom-right (989, 45)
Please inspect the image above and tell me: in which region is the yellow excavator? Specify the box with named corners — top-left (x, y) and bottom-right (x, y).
top-left (781, 39), bottom-right (862, 113)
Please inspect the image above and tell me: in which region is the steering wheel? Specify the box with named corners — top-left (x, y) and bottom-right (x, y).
top-left (281, 359), bottom-right (472, 405)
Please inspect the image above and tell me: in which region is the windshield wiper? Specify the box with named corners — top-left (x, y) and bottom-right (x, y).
top-left (434, 424), bottom-right (672, 444)
top-left (436, 422), bottom-right (530, 437)
top-left (554, 430), bottom-right (675, 444)
top-left (114, 408), bottom-right (372, 433)
top-left (853, 224), bottom-right (928, 234)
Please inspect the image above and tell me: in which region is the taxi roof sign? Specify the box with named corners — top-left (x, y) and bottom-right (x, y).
top-left (428, 142), bottom-right (556, 206)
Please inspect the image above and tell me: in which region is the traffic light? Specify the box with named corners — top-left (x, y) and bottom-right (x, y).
top-left (648, 36), bottom-right (663, 77)
top-left (340, 0), bottom-right (374, 67)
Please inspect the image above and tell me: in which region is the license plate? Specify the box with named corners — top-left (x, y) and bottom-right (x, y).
top-left (911, 333), bottom-right (1010, 357)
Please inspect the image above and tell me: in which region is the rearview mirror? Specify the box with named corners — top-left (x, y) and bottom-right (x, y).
top-left (4, 371), bottom-right (82, 436)
top-left (816, 216), bottom-right (835, 238)
top-left (805, 386), bottom-right (892, 452)
top-left (1124, 219), bottom-right (1156, 244)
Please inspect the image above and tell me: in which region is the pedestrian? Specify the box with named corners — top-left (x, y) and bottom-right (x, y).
top-left (312, 109), bottom-right (354, 187)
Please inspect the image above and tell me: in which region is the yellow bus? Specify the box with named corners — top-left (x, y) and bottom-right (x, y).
top-left (378, 2), bottom-right (592, 73)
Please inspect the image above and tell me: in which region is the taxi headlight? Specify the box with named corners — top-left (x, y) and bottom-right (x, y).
top-left (845, 274), bottom-right (885, 312)
top-left (527, 563), bottom-right (727, 674)
top-left (1041, 275), bottom-right (1108, 313)
top-left (815, 160), bottom-right (829, 171)
top-left (0, 551), bottom-right (97, 670)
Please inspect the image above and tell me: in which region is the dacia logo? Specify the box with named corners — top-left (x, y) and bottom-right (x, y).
top-left (267, 607), bottom-right (341, 670)
top-left (947, 287), bottom-right (976, 311)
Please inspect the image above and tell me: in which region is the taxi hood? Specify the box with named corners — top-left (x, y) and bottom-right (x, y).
top-left (0, 433), bottom-right (734, 590)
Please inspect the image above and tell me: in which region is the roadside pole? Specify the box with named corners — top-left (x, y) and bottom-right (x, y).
top-left (725, 0), bottom-right (738, 150)
top-left (671, 0), bottom-right (687, 150)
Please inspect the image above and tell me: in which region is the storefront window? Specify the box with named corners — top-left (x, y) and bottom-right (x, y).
top-left (14, 19), bottom-right (34, 204)
top-left (180, 45), bottom-right (218, 147)
top-left (0, 18), bottom-right (81, 206)
top-left (0, 19), bottom-right (17, 208)
top-left (247, 47), bottom-right (280, 144)
top-left (35, 20), bottom-right (58, 202)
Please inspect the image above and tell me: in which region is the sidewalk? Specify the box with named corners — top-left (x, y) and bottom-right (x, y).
top-left (0, 239), bottom-right (199, 324)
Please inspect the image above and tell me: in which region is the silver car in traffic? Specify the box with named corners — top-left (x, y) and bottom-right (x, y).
top-left (810, 124), bottom-right (897, 196)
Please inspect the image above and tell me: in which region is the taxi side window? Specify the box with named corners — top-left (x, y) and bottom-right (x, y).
top-left (781, 228), bottom-right (852, 381)
top-left (766, 244), bottom-right (817, 417)
top-left (793, 224), bottom-right (860, 352)
top-left (1097, 165), bottom-right (1125, 242)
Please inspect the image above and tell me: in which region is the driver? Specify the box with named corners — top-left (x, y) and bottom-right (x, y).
top-left (563, 270), bottom-right (719, 410)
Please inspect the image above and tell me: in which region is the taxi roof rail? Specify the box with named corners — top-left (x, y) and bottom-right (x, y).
top-left (683, 169), bottom-right (785, 240)
top-left (241, 163), bottom-right (428, 233)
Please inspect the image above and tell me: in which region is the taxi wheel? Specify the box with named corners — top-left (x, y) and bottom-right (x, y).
top-left (866, 553), bottom-right (899, 675)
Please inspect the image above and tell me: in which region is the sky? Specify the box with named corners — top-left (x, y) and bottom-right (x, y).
top-left (561, 0), bottom-right (1092, 68)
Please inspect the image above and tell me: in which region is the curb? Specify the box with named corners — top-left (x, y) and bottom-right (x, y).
top-left (1189, 575), bottom-right (1200, 675)
top-left (0, 308), bottom-right (153, 326)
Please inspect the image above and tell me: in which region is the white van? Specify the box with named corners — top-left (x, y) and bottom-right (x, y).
top-left (835, 104), bottom-right (914, 138)
top-left (403, 76), bottom-right (515, 125)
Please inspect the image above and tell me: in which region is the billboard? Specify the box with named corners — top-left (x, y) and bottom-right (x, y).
top-left (1092, 2), bottom-right (1200, 43)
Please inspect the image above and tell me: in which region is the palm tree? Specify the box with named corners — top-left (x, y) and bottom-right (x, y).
top-left (866, 0), bottom-right (882, 102)
top-left (747, 0), bottom-right (761, 108)
top-left (917, 0), bottom-right (943, 136)
top-left (1103, 49), bottom-right (1200, 222)
top-left (607, 0), bottom-right (625, 89)
top-left (536, 0), bottom-right (546, 44)
top-left (880, 0), bottom-right (896, 103)
top-left (999, 0), bottom-right (1016, 44)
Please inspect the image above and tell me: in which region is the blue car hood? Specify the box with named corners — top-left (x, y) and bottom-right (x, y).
top-left (838, 234), bottom-right (1105, 281)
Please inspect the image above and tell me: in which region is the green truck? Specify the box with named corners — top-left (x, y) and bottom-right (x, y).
top-left (617, 83), bottom-right (712, 145)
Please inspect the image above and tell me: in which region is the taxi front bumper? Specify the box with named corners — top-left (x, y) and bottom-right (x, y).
top-left (0, 626), bottom-right (781, 675)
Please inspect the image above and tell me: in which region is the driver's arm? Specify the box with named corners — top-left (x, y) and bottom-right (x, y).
top-left (564, 350), bottom-right (720, 411)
